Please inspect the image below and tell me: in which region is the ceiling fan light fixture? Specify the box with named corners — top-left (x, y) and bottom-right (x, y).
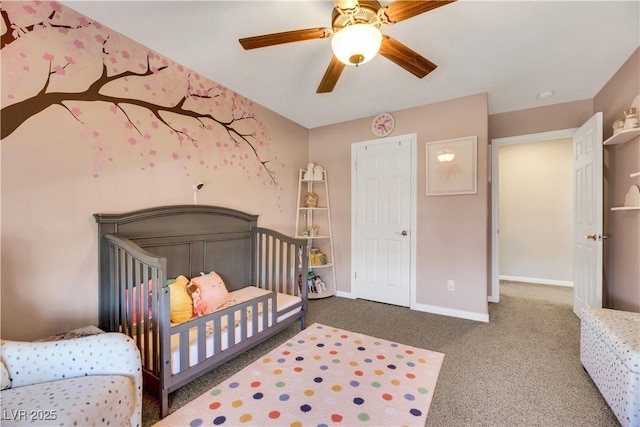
top-left (331, 23), bottom-right (382, 66)
top-left (437, 150), bottom-right (456, 162)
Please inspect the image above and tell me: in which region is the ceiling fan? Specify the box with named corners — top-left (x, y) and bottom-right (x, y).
top-left (239, 0), bottom-right (456, 93)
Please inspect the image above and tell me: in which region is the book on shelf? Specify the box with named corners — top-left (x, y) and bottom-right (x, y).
top-left (307, 272), bottom-right (327, 294)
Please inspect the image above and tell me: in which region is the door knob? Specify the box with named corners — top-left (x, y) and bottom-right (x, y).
top-left (398, 230), bottom-right (408, 236)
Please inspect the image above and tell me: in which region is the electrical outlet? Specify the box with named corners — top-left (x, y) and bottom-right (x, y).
top-left (447, 280), bottom-right (455, 291)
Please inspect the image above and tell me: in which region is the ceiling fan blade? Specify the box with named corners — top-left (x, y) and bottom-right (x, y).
top-left (383, 0), bottom-right (456, 23)
top-left (378, 35), bottom-right (437, 78)
top-left (317, 56), bottom-right (346, 93)
top-left (239, 28), bottom-right (332, 50)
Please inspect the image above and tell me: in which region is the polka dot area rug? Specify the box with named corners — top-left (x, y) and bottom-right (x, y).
top-left (154, 323), bottom-right (445, 427)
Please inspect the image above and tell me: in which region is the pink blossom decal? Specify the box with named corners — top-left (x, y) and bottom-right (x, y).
top-left (1, 0), bottom-right (282, 194)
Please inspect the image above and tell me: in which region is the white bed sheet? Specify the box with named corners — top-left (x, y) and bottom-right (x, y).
top-left (169, 286), bottom-right (301, 375)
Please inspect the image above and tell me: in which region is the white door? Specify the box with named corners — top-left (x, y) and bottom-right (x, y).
top-left (352, 136), bottom-right (413, 307)
top-left (573, 112), bottom-right (603, 318)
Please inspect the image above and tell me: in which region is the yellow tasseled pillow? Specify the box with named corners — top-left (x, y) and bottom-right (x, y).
top-left (169, 275), bottom-right (193, 324)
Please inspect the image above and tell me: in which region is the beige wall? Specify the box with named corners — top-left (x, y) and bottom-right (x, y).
top-left (2, 5), bottom-right (637, 343)
top-left (489, 48), bottom-right (639, 313)
top-left (487, 99), bottom-right (595, 295)
top-left (594, 48), bottom-right (639, 312)
top-left (0, 3), bottom-right (308, 340)
top-left (489, 99), bottom-right (594, 141)
top-left (499, 138), bottom-right (573, 284)
top-left (309, 93), bottom-right (489, 320)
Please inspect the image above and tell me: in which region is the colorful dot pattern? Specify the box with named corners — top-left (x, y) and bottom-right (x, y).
top-left (1, 332), bottom-right (142, 427)
top-left (156, 323), bottom-right (445, 426)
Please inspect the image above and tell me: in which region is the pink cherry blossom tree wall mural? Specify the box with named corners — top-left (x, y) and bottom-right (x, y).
top-left (1, 1), bottom-right (282, 192)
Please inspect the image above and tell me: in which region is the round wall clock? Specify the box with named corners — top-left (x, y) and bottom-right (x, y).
top-left (371, 112), bottom-right (395, 137)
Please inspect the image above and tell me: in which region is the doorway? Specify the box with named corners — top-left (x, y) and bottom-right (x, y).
top-left (491, 129), bottom-right (577, 302)
top-left (351, 134), bottom-right (417, 307)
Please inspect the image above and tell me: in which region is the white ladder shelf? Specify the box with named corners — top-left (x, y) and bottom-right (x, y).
top-left (295, 168), bottom-right (336, 299)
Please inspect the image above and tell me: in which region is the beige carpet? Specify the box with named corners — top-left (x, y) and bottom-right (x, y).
top-left (143, 282), bottom-right (619, 426)
top-left (153, 323), bottom-right (444, 427)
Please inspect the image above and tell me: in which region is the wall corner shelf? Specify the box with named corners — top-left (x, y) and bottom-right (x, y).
top-left (610, 206), bottom-right (640, 211)
top-left (603, 128), bottom-right (640, 145)
top-left (605, 126), bottom-right (640, 210)
top-left (295, 168), bottom-right (337, 299)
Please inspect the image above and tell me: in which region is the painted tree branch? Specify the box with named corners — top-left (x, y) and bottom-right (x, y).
top-left (1, 6), bottom-right (277, 185)
top-left (1, 9), bottom-right (86, 50)
top-left (0, 57), bottom-right (277, 185)
top-left (1, 62), bottom-right (276, 184)
top-left (1, 10), bottom-right (15, 49)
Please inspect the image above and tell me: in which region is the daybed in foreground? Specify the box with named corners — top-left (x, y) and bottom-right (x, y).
top-left (580, 307), bottom-right (640, 427)
top-left (94, 205), bottom-right (308, 417)
top-left (1, 333), bottom-right (142, 426)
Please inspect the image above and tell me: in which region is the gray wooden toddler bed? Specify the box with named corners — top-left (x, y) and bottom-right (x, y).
top-left (94, 205), bottom-right (308, 417)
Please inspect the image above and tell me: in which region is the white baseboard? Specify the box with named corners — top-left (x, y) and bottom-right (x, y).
top-left (336, 290), bottom-right (355, 299)
top-left (332, 292), bottom-right (488, 322)
top-left (499, 275), bottom-right (573, 288)
top-left (411, 302), bottom-right (489, 323)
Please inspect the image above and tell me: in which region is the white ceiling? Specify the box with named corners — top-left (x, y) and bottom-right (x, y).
top-left (60, 1), bottom-right (640, 129)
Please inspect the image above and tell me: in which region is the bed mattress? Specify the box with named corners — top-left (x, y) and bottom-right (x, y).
top-left (168, 286), bottom-right (301, 374)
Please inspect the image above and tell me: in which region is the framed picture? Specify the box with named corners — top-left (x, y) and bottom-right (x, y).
top-left (426, 136), bottom-right (477, 196)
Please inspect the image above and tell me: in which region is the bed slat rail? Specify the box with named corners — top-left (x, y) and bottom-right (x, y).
top-left (102, 234), bottom-right (168, 384)
top-left (253, 227), bottom-right (308, 301)
top-left (168, 291), bottom-right (277, 390)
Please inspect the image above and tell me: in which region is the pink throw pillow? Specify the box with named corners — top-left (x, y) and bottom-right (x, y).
top-left (190, 272), bottom-right (229, 314)
top-left (126, 279), bottom-right (153, 324)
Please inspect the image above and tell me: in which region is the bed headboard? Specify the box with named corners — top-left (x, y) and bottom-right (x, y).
top-left (94, 205), bottom-right (259, 291)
